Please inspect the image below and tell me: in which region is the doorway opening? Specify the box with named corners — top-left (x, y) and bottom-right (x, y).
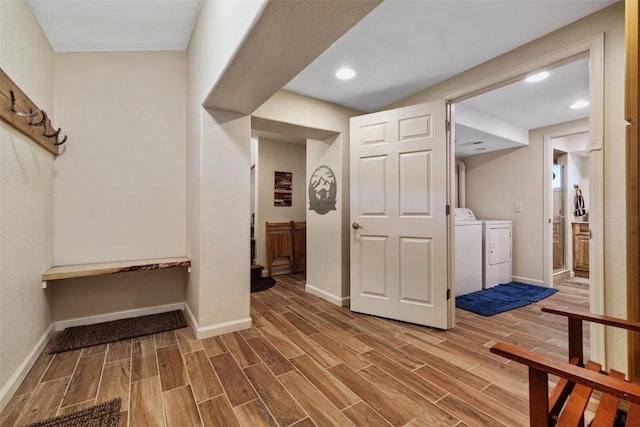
top-left (249, 116), bottom-right (344, 304)
top-left (550, 133), bottom-right (590, 286)
top-left (250, 132), bottom-right (307, 284)
top-left (452, 56), bottom-right (591, 289)
top-left (448, 37), bottom-right (604, 360)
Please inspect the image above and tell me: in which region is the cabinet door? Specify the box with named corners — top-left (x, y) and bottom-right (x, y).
top-left (572, 223), bottom-right (590, 276)
top-left (575, 234), bottom-right (590, 270)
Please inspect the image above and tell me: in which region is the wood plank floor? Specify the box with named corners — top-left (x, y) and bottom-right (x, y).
top-left (0, 275), bottom-right (590, 426)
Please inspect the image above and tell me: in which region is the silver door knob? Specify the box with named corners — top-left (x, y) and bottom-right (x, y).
top-left (352, 222), bottom-right (362, 230)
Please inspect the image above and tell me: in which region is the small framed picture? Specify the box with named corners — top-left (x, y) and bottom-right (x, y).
top-left (274, 171), bottom-right (292, 206)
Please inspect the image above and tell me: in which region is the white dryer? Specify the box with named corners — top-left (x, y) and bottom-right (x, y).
top-left (482, 219), bottom-right (513, 288)
top-left (454, 208), bottom-right (483, 296)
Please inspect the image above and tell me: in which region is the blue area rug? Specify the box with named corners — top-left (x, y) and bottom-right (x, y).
top-left (456, 282), bottom-right (558, 316)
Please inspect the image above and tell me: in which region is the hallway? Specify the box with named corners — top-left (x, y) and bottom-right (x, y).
top-left (1, 275), bottom-right (589, 426)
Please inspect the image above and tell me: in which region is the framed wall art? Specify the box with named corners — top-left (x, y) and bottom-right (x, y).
top-left (274, 171), bottom-right (292, 206)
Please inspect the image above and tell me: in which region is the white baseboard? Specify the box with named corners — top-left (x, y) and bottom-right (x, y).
top-left (2, 302), bottom-right (254, 412)
top-left (0, 323), bottom-right (55, 412)
top-left (184, 303), bottom-right (252, 339)
top-left (305, 284), bottom-right (350, 307)
top-left (54, 303), bottom-right (186, 331)
top-left (512, 276), bottom-right (546, 287)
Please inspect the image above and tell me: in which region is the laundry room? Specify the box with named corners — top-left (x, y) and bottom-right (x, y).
top-left (452, 57), bottom-right (591, 300)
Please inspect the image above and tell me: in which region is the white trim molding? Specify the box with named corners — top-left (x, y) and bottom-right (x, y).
top-left (184, 303), bottom-right (252, 339)
top-left (0, 323), bottom-right (55, 412)
top-left (305, 284), bottom-right (350, 307)
top-left (588, 148), bottom-right (605, 367)
top-left (512, 276), bottom-right (546, 287)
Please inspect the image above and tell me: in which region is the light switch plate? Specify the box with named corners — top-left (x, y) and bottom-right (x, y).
top-left (514, 202), bottom-right (522, 213)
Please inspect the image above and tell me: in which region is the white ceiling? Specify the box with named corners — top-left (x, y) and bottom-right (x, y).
top-left (284, 0), bottom-right (613, 116)
top-left (28, 0), bottom-right (614, 136)
top-left (460, 57), bottom-right (590, 131)
top-left (28, 0), bottom-right (201, 52)
top-left (454, 57), bottom-right (590, 156)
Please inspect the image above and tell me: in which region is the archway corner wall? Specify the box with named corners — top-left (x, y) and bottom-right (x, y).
top-left (253, 91), bottom-right (362, 306)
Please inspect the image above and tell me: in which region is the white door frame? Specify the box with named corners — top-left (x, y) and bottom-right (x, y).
top-left (444, 34), bottom-right (605, 366)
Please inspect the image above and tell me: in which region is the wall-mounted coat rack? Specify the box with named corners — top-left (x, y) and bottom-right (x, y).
top-left (0, 67), bottom-right (67, 155)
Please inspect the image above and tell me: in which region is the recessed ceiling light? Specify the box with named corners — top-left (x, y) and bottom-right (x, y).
top-left (525, 71), bottom-right (550, 83)
top-left (570, 100), bottom-right (590, 109)
top-left (336, 68), bottom-right (356, 80)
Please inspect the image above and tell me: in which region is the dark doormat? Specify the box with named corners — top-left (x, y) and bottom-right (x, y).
top-left (27, 398), bottom-right (120, 427)
top-left (251, 277), bottom-right (276, 293)
top-left (50, 310), bottom-right (187, 354)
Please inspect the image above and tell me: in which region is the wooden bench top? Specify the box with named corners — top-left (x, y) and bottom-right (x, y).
top-left (42, 257), bottom-right (191, 281)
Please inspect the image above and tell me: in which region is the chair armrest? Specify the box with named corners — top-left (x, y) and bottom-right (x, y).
top-left (542, 306), bottom-right (640, 332)
top-left (490, 342), bottom-right (640, 404)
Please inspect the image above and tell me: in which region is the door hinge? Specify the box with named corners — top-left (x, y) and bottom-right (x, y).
top-left (446, 120), bottom-right (451, 132)
top-left (447, 289), bottom-right (451, 300)
top-left (446, 204), bottom-right (450, 215)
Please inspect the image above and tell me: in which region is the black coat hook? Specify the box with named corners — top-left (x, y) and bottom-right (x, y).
top-left (54, 135), bottom-right (68, 146)
top-left (43, 125), bottom-right (66, 146)
top-left (29, 110), bottom-right (47, 126)
top-left (10, 90), bottom-right (39, 119)
top-left (43, 126), bottom-right (61, 138)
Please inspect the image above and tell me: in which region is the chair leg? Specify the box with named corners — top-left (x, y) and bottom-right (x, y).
top-left (529, 368), bottom-right (550, 426)
top-left (568, 318), bottom-right (584, 364)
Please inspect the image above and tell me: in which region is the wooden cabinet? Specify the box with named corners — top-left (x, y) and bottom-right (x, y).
top-left (572, 223), bottom-right (590, 277)
top-left (265, 221), bottom-right (306, 276)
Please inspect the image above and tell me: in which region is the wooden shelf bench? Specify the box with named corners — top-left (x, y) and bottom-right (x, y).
top-left (42, 256), bottom-right (191, 287)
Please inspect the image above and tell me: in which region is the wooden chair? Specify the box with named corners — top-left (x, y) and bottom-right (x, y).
top-left (490, 306), bottom-right (640, 426)
top-left (292, 221), bottom-right (306, 273)
top-left (266, 221), bottom-right (295, 276)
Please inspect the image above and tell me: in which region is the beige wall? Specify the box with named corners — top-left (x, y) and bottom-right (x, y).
top-left (255, 138), bottom-right (306, 270)
top-left (391, 2), bottom-right (626, 371)
top-left (463, 119), bottom-right (587, 285)
top-left (306, 136), bottom-right (346, 303)
top-left (53, 52), bottom-right (187, 264)
top-left (464, 144), bottom-right (544, 285)
top-left (51, 269), bottom-right (187, 321)
top-left (185, 0), bottom-right (264, 335)
top-left (0, 0), bottom-right (55, 408)
top-left (49, 52), bottom-right (187, 322)
top-left (198, 111), bottom-right (252, 332)
top-left (186, 1), bottom-right (373, 321)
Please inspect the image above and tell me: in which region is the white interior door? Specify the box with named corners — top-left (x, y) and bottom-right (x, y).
top-left (350, 101), bottom-right (451, 329)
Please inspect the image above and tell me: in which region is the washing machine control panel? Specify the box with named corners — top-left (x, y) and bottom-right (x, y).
top-left (454, 208), bottom-right (477, 221)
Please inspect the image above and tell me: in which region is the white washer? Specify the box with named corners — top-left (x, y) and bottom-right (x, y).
top-left (481, 219), bottom-right (513, 288)
top-left (454, 208), bottom-right (483, 296)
